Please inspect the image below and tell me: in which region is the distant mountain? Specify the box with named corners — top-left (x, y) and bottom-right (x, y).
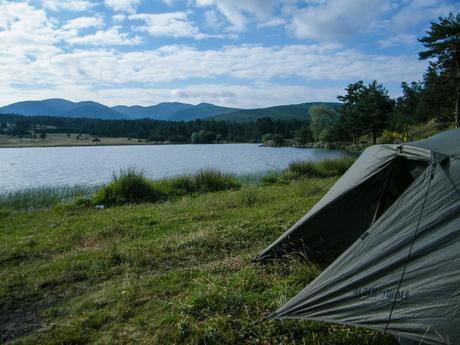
top-left (112, 102), bottom-right (193, 120)
top-left (0, 98), bottom-right (127, 120)
top-left (170, 103), bottom-right (241, 121)
top-left (62, 101), bottom-right (126, 120)
top-left (0, 99), bottom-right (341, 122)
top-left (209, 102), bottom-right (341, 122)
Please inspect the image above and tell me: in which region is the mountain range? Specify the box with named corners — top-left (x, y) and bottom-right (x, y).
top-left (0, 98), bottom-right (340, 122)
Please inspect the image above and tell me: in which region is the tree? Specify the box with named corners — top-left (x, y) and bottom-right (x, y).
top-left (418, 63), bottom-right (456, 122)
top-left (309, 106), bottom-right (340, 142)
top-left (191, 131), bottom-right (199, 144)
top-left (337, 81), bottom-right (367, 140)
top-left (294, 124), bottom-right (313, 144)
top-left (419, 12), bottom-right (460, 127)
top-left (338, 80), bottom-right (394, 144)
top-left (390, 82), bottom-right (422, 139)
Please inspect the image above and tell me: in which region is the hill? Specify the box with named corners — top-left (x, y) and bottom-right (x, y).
top-left (0, 99), bottom-right (127, 120)
top-left (209, 102), bottom-right (341, 122)
top-left (169, 103), bottom-right (241, 121)
top-left (0, 99), bottom-right (341, 122)
top-left (112, 102), bottom-right (193, 120)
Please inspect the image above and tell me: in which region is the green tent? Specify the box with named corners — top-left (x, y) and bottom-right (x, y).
top-left (258, 129), bottom-right (460, 345)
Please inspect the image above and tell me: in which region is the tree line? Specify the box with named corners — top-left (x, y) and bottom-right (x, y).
top-left (0, 113), bottom-right (311, 144)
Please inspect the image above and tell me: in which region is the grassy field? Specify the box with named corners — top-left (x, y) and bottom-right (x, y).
top-left (0, 133), bottom-right (146, 148)
top-left (0, 169), bottom-right (396, 344)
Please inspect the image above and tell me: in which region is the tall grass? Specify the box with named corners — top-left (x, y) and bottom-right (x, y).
top-left (94, 168), bottom-right (241, 207)
top-left (93, 169), bottom-right (166, 206)
top-left (0, 185), bottom-right (98, 210)
top-left (286, 156), bottom-right (356, 178)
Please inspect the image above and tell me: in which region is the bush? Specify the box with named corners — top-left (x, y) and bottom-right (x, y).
top-left (93, 169), bottom-right (165, 206)
top-left (286, 157), bottom-right (356, 178)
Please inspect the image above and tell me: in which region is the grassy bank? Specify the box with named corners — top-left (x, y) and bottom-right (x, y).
top-left (0, 161), bottom-right (394, 345)
top-left (0, 133), bottom-right (145, 148)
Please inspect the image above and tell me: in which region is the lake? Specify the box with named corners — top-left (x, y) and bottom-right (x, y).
top-left (0, 144), bottom-right (346, 191)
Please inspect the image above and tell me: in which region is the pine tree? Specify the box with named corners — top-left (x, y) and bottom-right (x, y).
top-left (419, 12), bottom-right (460, 127)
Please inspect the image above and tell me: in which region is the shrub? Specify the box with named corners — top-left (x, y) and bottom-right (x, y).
top-left (93, 169), bottom-right (165, 206)
top-left (286, 157), bottom-right (356, 178)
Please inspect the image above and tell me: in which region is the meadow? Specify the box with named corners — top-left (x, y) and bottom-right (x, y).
top-left (0, 133), bottom-right (143, 148)
top-left (0, 160), bottom-right (396, 344)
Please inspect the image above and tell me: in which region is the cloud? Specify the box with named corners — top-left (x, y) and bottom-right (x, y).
top-left (195, 0), bottom-right (279, 32)
top-left (62, 16), bottom-right (104, 30)
top-left (65, 26), bottom-right (141, 45)
top-left (203, 10), bottom-right (222, 29)
top-left (377, 34), bottom-right (417, 48)
top-left (288, 0), bottom-right (391, 41)
top-left (128, 12), bottom-right (209, 39)
top-left (104, 0), bottom-right (140, 13)
top-left (112, 14), bottom-right (126, 22)
top-left (0, 41), bottom-right (426, 94)
top-left (389, 0), bottom-right (456, 33)
top-left (42, 0), bottom-right (95, 11)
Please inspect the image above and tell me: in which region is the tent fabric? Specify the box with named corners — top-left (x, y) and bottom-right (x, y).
top-left (270, 158), bottom-right (460, 344)
top-left (256, 144), bottom-right (431, 261)
top-left (260, 128), bottom-right (460, 344)
top-left (408, 127), bottom-right (460, 157)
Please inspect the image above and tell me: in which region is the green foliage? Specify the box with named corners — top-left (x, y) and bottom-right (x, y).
top-left (419, 12), bottom-right (460, 126)
top-left (338, 80), bottom-right (394, 144)
top-left (309, 106), bottom-right (340, 142)
top-left (93, 169), bottom-right (166, 206)
top-left (286, 157), bottom-right (356, 178)
top-left (261, 133), bottom-right (273, 143)
top-left (293, 124), bottom-right (313, 144)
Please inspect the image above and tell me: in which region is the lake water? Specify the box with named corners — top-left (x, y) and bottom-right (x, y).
top-left (0, 144), bottom-right (345, 191)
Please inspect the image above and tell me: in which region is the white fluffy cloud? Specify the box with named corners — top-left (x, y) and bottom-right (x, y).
top-left (195, 0), bottom-right (279, 32)
top-left (62, 16), bottom-right (104, 30)
top-left (288, 0), bottom-right (391, 41)
top-left (128, 12), bottom-right (208, 39)
top-left (104, 0), bottom-right (140, 13)
top-left (65, 26), bottom-right (141, 45)
top-left (42, 0), bottom-right (95, 11)
top-left (0, 40), bottom-right (426, 105)
top-left (390, 0), bottom-right (456, 33)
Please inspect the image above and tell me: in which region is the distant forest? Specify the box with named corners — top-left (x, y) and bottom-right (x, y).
top-left (0, 114), bottom-right (311, 144)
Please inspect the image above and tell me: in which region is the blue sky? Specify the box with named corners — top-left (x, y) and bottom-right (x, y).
top-left (0, 0), bottom-right (457, 108)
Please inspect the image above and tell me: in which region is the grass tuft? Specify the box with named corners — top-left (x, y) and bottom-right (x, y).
top-left (93, 168), bottom-right (241, 207)
top-left (93, 169), bottom-right (166, 206)
top-left (286, 157), bottom-right (356, 178)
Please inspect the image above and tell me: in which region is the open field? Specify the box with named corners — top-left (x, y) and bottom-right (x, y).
top-left (0, 174), bottom-right (395, 344)
top-left (0, 133), bottom-right (146, 148)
